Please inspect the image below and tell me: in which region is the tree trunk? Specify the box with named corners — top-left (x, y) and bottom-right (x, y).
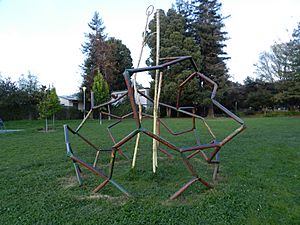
top-left (45, 118), bottom-right (48, 132)
top-left (263, 107), bottom-right (267, 116)
top-left (167, 108), bottom-right (171, 117)
top-left (52, 114), bottom-right (55, 130)
top-left (99, 112), bottom-right (102, 125)
top-left (207, 104), bottom-right (214, 118)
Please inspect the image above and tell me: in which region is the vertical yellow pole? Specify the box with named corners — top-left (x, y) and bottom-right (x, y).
top-left (132, 5), bottom-right (154, 168)
top-left (152, 9), bottom-right (160, 173)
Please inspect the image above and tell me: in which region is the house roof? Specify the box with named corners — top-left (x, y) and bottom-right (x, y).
top-left (59, 94), bottom-right (79, 101)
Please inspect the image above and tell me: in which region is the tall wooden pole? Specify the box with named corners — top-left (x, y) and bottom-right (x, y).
top-left (152, 9), bottom-right (160, 173)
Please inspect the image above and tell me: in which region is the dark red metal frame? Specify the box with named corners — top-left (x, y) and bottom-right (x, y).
top-left (63, 56), bottom-right (246, 199)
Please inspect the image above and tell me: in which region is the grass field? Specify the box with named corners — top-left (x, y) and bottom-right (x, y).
top-left (1, 117), bottom-right (299, 224)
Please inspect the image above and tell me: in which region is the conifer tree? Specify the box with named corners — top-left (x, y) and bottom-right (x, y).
top-left (81, 12), bottom-right (133, 93)
top-left (81, 12), bottom-right (112, 93)
top-left (177, 0), bottom-right (230, 116)
top-left (92, 70), bottom-right (110, 105)
top-left (189, 0), bottom-right (229, 80)
top-left (147, 8), bottom-right (202, 107)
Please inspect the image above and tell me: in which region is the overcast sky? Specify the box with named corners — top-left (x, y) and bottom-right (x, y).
top-left (1, 0), bottom-right (300, 95)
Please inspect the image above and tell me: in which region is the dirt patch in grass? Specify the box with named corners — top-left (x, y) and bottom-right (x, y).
top-left (59, 176), bottom-right (79, 189)
top-left (77, 193), bottom-right (128, 206)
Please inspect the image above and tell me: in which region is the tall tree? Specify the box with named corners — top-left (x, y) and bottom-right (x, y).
top-left (81, 12), bottom-right (111, 93)
top-left (255, 22), bottom-right (300, 109)
top-left (187, 0), bottom-right (229, 81)
top-left (290, 22), bottom-right (300, 81)
top-left (176, 0), bottom-right (230, 116)
top-left (255, 42), bottom-right (294, 82)
top-left (106, 37), bottom-right (133, 91)
top-left (81, 12), bottom-right (133, 94)
top-left (147, 8), bottom-right (202, 108)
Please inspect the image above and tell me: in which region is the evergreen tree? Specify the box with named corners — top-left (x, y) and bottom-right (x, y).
top-left (188, 0), bottom-right (229, 80)
top-left (92, 70), bottom-right (110, 105)
top-left (81, 12), bottom-right (133, 94)
top-left (147, 8), bottom-right (202, 107)
top-left (81, 12), bottom-right (111, 93)
top-left (106, 37), bottom-right (133, 91)
top-left (177, 0), bottom-right (230, 116)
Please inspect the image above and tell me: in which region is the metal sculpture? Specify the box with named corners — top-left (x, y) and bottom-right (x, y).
top-left (63, 55), bottom-right (246, 199)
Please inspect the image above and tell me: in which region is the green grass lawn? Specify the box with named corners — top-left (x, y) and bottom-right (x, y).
top-left (1, 117), bottom-right (299, 224)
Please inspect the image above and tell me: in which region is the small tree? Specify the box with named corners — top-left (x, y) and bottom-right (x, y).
top-left (38, 87), bottom-right (61, 131)
top-left (92, 70), bottom-right (110, 121)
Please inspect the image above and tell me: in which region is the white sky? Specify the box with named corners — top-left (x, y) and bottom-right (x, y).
top-left (0, 0), bottom-right (300, 95)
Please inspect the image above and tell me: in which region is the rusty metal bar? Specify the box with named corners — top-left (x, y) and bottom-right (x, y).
top-left (93, 179), bottom-right (109, 193)
top-left (69, 155), bottom-right (129, 196)
top-left (75, 109), bottom-right (93, 133)
top-left (142, 128), bottom-right (180, 152)
top-left (159, 119), bottom-right (195, 136)
top-left (113, 129), bottom-right (140, 149)
top-left (180, 142), bottom-right (220, 152)
top-left (123, 70), bottom-right (140, 128)
top-left (220, 125), bottom-right (246, 147)
top-left (159, 147), bottom-right (174, 159)
top-left (92, 91), bottom-right (128, 110)
top-left (126, 56), bottom-right (192, 75)
top-left (170, 177), bottom-right (199, 200)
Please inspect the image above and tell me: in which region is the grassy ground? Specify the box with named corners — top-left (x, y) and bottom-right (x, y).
top-left (1, 117), bottom-right (299, 224)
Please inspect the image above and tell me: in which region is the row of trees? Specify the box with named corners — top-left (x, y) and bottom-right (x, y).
top-left (146, 0), bottom-right (230, 116)
top-left (254, 22), bottom-right (300, 110)
top-left (81, 0), bottom-right (231, 116)
top-left (0, 73), bottom-right (60, 129)
top-left (2, 0), bottom-right (298, 122)
top-left (80, 0), bottom-right (299, 115)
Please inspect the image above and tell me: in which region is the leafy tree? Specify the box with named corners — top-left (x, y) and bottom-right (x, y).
top-left (38, 87), bottom-right (61, 132)
top-left (92, 70), bottom-right (110, 105)
top-left (106, 37), bottom-right (133, 91)
top-left (18, 72), bottom-right (44, 119)
top-left (290, 22), bottom-right (300, 81)
top-left (255, 42), bottom-right (294, 82)
top-left (222, 81), bottom-right (246, 112)
top-left (81, 12), bottom-right (133, 95)
top-left (92, 70), bottom-right (110, 121)
top-left (242, 77), bottom-right (276, 113)
top-left (255, 22), bottom-right (300, 109)
top-left (0, 73), bottom-right (47, 120)
top-left (0, 76), bottom-right (21, 120)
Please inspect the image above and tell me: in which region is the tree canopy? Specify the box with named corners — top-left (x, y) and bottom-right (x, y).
top-left (254, 22), bottom-right (300, 109)
top-left (81, 12), bottom-right (133, 94)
